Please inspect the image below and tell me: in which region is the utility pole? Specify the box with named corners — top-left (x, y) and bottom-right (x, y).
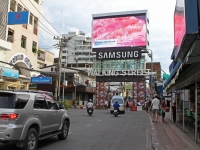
top-left (53, 31), bottom-right (84, 100)
top-left (54, 38), bottom-right (63, 100)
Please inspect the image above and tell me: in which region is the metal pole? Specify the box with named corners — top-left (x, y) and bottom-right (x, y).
top-left (150, 51), bottom-right (153, 98)
top-left (63, 68), bottom-right (65, 101)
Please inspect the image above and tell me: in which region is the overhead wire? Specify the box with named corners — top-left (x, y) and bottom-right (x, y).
top-left (19, 0), bottom-right (57, 37)
top-left (29, 0), bottom-right (61, 36)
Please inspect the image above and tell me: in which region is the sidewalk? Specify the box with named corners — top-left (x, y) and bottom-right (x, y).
top-left (145, 111), bottom-right (200, 150)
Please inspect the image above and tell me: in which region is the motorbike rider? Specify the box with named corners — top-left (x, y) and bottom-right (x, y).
top-left (87, 98), bottom-right (94, 113)
top-left (113, 100), bottom-right (120, 113)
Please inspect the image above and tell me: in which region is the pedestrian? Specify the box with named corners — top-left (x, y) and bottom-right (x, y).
top-left (128, 100), bottom-right (133, 111)
top-left (104, 100), bottom-right (108, 110)
top-left (126, 100), bottom-right (129, 111)
top-left (145, 100), bottom-right (149, 112)
top-left (108, 100), bottom-right (110, 110)
top-left (161, 99), bottom-right (167, 123)
top-left (149, 95), bottom-right (160, 123)
top-left (172, 103), bottom-right (176, 123)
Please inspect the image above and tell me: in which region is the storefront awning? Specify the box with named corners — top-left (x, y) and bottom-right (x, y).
top-left (163, 62), bottom-right (181, 89)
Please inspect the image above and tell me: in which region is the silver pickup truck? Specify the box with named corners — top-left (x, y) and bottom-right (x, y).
top-left (0, 90), bottom-right (70, 150)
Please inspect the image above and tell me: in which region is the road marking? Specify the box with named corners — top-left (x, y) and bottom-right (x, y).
top-left (69, 132), bottom-right (72, 134)
top-left (86, 124), bottom-right (91, 127)
top-left (99, 120), bottom-right (102, 121)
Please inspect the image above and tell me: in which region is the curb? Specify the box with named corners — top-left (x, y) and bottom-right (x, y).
top-left (144, 111), bottom-right (159, 150)
top-left (167, 120), bottom-right (200, 150)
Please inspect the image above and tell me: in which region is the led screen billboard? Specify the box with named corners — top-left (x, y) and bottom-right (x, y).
top-left (174, 0), bottom-right (186, 58)
top-left (92, 11), bottom-right (148, 52)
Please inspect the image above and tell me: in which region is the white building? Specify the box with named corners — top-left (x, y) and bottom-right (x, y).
top-left (62, 32), bottom-right (95, 70)
top-left (0, 0), bottom-right (54, 90)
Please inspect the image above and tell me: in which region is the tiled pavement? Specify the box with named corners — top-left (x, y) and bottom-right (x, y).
top-left (145, 111), bottom-right (200, 150)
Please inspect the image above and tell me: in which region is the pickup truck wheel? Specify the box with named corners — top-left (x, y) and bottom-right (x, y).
top-left (18, 128), bottom-right (38, 150)
top-left (58, 121), bottom-right (69, 140)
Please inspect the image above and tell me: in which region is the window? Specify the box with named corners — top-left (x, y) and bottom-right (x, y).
top-left (17, 4), bottom-right (22, 12)
top-left (22, 9), bottom-right (28, 28)
top-left (75, 41), bottom-right (82, 45)
top-left (15, 95), bottom-right (29, 109)
top-left (0, 93), bottom-right (29, 109)
top-left (32, 41), bottom-right (37, 53)
top-left (29, 13), bottom-right (33, 25)
top-left (7, 28), bottom-right (14, 43)
top-left (21, 36), bottom-right (26, 48)
top-left (47, 101), bottom-right (58, 110)
top-left (33, 17), bottom-right (38, 35)
top-left (10, 0), bottom-right (16, 12)
top-left (51, 67), bottom-right (53, 71)
top-left (62, 56), bottom-right (66, 59)
top-left (62, 50), bottom-right (66, 53)
top-left (34, 100), bottom-right (47, 109)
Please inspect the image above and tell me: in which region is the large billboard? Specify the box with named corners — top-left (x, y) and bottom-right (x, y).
top-left (174, 0), bottom-right (186, 58)
top-left (92, 10), bottom-right (148, 52)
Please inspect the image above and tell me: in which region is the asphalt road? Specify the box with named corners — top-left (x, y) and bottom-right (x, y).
top-left (0, 109), bottom-right (152, 150)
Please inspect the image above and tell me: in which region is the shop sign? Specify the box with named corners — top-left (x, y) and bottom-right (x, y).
top-left (0, 66), bottom-right (19, 78)
top-left (7, 11), bottom-right (29, 25)
top-left (87, 69), bottom-right (151, 76)
top-left (31, 75), bottom-right (52, 84)
top-left (8, 53), bottom-right (33, 69)
top-left (96, 50), bottom-right (141, 60)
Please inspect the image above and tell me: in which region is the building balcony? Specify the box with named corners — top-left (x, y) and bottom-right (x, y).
top-left (0, 39), bottom-right (12, 51)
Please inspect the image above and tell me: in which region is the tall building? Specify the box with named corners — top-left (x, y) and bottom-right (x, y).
top-left (62, 32), bottom-right (95, 69)
top-left (0, 0), bottom-right (47, 90)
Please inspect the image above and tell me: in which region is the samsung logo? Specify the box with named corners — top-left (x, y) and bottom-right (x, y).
top-left (96, 50), bottom-right (141, 60)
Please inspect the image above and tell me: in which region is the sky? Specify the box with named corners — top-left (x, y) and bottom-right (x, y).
top-left (38, 0), bottom-right (177, 75)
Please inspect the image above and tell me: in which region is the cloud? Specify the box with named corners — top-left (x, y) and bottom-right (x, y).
top-left (39, 0), bottom-right (177, 74)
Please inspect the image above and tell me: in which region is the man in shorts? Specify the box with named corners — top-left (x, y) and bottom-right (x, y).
top-left (149, 95), bottom-right (160, 123)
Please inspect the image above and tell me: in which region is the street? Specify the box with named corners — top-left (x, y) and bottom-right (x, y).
top-left (0, 109), bottom-right (152, 150)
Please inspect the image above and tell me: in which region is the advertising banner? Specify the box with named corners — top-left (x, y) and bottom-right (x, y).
top-left (174, 0), bottom-right (186, 59)
top-left (31, 75), bottom-right (52, 84)
top-left (96, 82), bottom-right (107, 107)
top-left (7, 11), bottom-right (29, 25)
top-left (0, 66), bottom-right (19, 78)
top-left (132, 81), bottom-right (145, 103)
top-left (92, 11), bottom-right (147, 52)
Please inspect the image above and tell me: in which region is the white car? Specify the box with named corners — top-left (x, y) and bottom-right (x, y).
top-left (110, 95), bottom-right (125, 114)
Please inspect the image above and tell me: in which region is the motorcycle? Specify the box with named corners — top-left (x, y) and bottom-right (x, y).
top-left (87, 107), bottom-right (93, 116)
top-left (113, 108), bottom-right (118, 117)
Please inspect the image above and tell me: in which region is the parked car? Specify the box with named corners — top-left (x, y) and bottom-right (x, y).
top-left (0, 90), bottom-right (70, 150)
top-left (110, 95), bottom-right (125, 114)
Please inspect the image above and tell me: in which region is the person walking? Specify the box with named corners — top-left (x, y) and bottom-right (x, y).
top-left (145, 100), bottom-right (149, 112)
top-left (128, 100), bottom-right (133, 111)
top-left (125, 100), bottom-right (129, 111)
top-left (104, 100), bottom-right (108, 110)
top-left (161, 99), bottom-right (167, 123)
top-left (172, 103), bottom-right (176, 123)
top-left (108, 100), bottom-right (110, 110)
top-left (149, 95), bottom-right (160, 123)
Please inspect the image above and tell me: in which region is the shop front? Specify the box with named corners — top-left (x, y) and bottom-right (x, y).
top-left (164, 0), bottom-right (200, 144)
top-left (0, 53), bottom-right (39, 90)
